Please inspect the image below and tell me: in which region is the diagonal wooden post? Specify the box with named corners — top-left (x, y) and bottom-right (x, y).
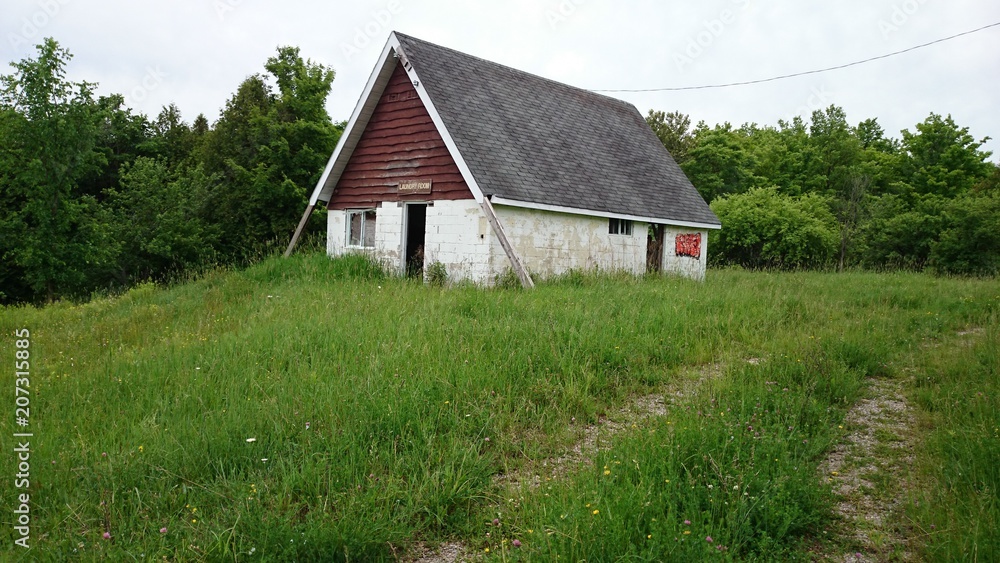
top-left (284, 204), bottom-right (316, 257)
top-left (480, 197), bottom-right (534, 288)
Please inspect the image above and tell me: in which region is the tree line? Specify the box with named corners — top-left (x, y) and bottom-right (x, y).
top-left (0, 39), bottom-right (342, 304)
top-left (646, 107), bottom-right (999, 275)
top-left (2, 39), bottom-right (996, 304)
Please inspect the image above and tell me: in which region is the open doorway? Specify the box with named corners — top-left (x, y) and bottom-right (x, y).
top-left (646, 224), bottom-right (664, 273)
top-left (404, 204), bottom-right (427, 278)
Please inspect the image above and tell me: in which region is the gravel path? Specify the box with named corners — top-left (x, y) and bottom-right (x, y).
top-left (818, 377), bottom-right (916, 562)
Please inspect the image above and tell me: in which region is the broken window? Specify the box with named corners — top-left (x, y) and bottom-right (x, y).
top-left (348, 210), bottom-right (377, 248)
top-left (609, 218), bottom-right (633, 236)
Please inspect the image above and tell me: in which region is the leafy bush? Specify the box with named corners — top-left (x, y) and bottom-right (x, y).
top-left (854, 194), bottom-right (943, 270)
top-left (709, 187), bottom-right (839, 269)
top-left (929, 193), bottom-right (1000, 276)
top-left (107, 158), bottom-right (220, 284)
top-left (854, 193), bottom-right (1000, 276)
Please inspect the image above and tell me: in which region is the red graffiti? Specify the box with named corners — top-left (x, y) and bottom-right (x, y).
top-left (675, 233), bottom-right (701, 258)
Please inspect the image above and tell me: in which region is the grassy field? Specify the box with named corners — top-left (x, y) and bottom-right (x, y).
top-left (1, 253), bottom-right (997, 561)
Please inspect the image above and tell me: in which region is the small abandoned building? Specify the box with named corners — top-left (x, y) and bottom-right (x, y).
top-left (300, 32), bottom-right (720, 284)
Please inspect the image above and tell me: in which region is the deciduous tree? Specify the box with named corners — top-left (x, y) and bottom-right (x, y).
top-left (681, 123), bottom-right (756, 202)
top-left (199, 47), bottom-right (341, 260)
top-left (0, 38), bottom-right (114, 301)
top-left (646, 110), bottom-right (694, 164)
top-left (898, 113), bottom-right (992, 199)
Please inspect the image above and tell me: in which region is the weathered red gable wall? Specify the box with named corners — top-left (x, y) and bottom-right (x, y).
top-left (327, 62), bottom-right (473, 210)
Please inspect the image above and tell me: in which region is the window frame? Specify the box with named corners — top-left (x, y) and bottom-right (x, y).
top-left (346, 209), bottom-right (377, 249)
top-left (608, 218), bottom-right (633, 236)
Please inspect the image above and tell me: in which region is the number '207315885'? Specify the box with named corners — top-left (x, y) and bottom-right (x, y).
top-left (15, 328), bottom-right (30, 408)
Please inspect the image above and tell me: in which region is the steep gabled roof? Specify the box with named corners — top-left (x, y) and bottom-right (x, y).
top-left (310, 32), bottom-right (720, 228)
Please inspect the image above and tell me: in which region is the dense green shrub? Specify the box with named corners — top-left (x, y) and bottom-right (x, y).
top-left (928, 193), bottom-right (1000, 276)
top-left (709, 187), bottom-right (839, 269)
top-left (854, 195), bottom-right (944, 270)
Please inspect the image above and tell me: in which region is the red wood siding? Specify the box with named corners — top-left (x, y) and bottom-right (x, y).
top-left (328, 62), bottom-right (473, 210)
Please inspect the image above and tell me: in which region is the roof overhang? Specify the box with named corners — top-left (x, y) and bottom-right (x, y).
top-left (309, 32), bottom-right (486, 207)
top-left (490, 197), bottom-right (722, 230)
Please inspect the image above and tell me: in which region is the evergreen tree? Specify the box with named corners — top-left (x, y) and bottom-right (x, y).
top-left (198, 47), bottom-right (341, 261)
top-left (645, 110), bottom-right (694, 164)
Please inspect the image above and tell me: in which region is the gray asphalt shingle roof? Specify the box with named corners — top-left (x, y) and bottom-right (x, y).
top-left (395, 32), bottom-right (720, 227)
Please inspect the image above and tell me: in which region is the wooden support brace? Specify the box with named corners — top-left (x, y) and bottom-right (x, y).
top-left (284, 204), bottom-right (316, 257)
top-left (480, 197), bottom-right (534, 289)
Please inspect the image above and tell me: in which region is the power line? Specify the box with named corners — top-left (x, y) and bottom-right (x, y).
top-left (592, 21), bottom-right (1000, 93)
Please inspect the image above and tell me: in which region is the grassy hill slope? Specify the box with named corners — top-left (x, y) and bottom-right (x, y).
top-left (1, 253), bottom-right (997, 561)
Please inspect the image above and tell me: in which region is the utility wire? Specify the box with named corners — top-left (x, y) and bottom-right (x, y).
top-left (592, 21), bottom-right (1000, 93)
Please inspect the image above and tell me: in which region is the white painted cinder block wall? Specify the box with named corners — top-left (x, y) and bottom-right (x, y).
top-left (422, 199), bottom-right (493, 281)
top-left (326, 210), bottom-right (346, 256)
top-left (489, 206), bottom-right (646, 278)
top-left (661, 227), bottom-right (710, 282)
top-left (327, 201), bottom-right (708, 283)
top-left (373, 203), bottom-right (404, 266)
top-left (327, 206), bottom-right (404, 269)
top-left (326, 200), bottom-right (491, 278)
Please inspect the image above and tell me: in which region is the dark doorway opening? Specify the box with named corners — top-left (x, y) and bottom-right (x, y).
top-left (646, 224), bottom-right (665, 273)
top-left (405, 204), bottom-right (427, 278)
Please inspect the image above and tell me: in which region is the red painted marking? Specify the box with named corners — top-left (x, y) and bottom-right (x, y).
top-left (675, 233), bottom-right (701, 258)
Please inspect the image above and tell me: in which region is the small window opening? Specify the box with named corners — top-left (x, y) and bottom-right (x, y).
top-left (348, 209), bottom-right (377, 248)
top-left (609, 218), bottom-right (633, 236)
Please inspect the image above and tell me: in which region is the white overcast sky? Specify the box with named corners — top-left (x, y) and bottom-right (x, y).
top-left (3, 0), bottom-right (999, 159)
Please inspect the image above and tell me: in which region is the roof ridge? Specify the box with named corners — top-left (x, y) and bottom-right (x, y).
top-left (392, 31), bottom-right (635, 111)
top-left (309, 30), bottom-right (719, 227)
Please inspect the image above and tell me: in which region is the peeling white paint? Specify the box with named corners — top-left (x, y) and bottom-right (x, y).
top-left (326, 204), bottom-right (403, 271)
top-left (661, 227), bottom-right (709, 282)
top-left (489, 205), bottom-right (646, 278)
top-left (327, 200), bottom-right (709, 283)
top-left (374, 203), bottom-right (404, 266)
top-left (422, 199), bottom-right (494, 281)
top-left (327, 209), bottom-right (346, 255)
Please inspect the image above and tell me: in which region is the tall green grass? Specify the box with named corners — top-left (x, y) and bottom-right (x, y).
top-left (907, 312), bottom-right (1000, 559)
top-left (487, 351), bottom-right (869, 561)
top-left (0, 254), bottom-right (996, 561)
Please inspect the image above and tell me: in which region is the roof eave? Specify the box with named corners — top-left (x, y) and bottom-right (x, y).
top-left (490, 197), bottom-right (722, 230)
top-left (309, 32), bottom-right (488, 206)
top-left (308, 35), bottom-right (401, 206)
